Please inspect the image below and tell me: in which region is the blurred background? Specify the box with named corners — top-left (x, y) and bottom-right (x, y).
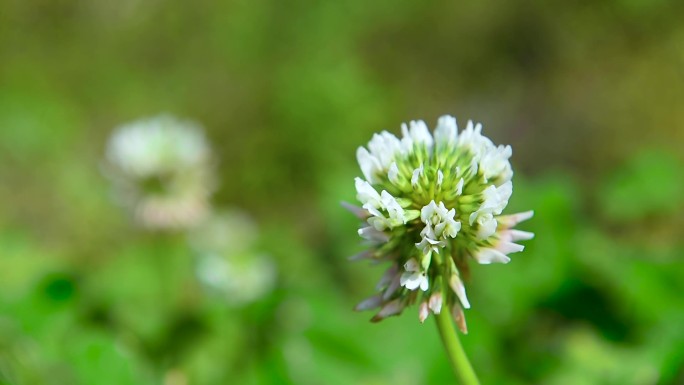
top-left (1, 0), bottom-right (684, 384)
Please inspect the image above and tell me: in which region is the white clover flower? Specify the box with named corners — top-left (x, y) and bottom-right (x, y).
top-left (480, 144), bottom-right (513, 184)
top-left (355, 178), bottom-right (409, 231)
top-left (347, 115), bottom-right (534, 329)
top-left (105, 114), bottom-right (214, 230)
top-left (190, 210), bottom-right (276, 305)
top-left (356, 131), bottom-right (403, 184)
top-left (399, 258), bottom-right (429, 291)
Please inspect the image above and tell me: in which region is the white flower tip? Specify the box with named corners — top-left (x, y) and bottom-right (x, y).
top-left (411, 164), bottom-right (424, 187)
top-left (420, 278), bottom-right (429, 291)
top-left (468, 211), bottom-right (478, 226)
top-left (449, 275), bottom-right (471, 309)
top-left (437, 114), bottom-right (456, 127)
top-left (497, 210), bottom-right (534, 228)
top-left (452, 305), bottom-right (468, 334)
top-left (455, 178), bottom-right (464, 196)
top-left (355, 147), bottom-right (372, 178)
top-left (418, 301), bottom-right (429, 323)
top-left (400, 269), bottom-right (429, 291)
top-left (403, 258), bottom-right (420, 272)
top-left (465, 120), bottom-right (474, 131)
top-left (400, 122), bottom-right (409, 137)
top-left (514, 210), bottom-right (534, 223)
top-left (428, 292), bottom-right (443, 314)
top-left (388, 162), bottom-right (400, 184)
top-left (474, 248), bottom-right (511, 264)
top-left (496, 241), bottom-right (525, 255)
top-left (507, 230), bottom-right (535, 241)
top-left (435, 115), bottom-right (458, 146)
top-left (474, 122), bottom-right (483, 134)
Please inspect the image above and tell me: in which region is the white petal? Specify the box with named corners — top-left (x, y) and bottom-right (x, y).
top-left (368, 131), bottom-right (401, 168)
top-left (506, 230), bottom-right (535, 241)
top-left (428, 292), bottom-right (443, 314)
top-left (480, 144), bottom-right (512, 183)
top-left (418, 301), bottom-right (429, 323)
top-left (497, 211), bottom-right (534, 227)
top-left (400, 271), bottom-right (428, 291)
top-left (356, 147), bottom-right (380, 183)
top-left (452, 305), bottom-right (468, 334)
top-left (403, 258), bottom-right (420, 272)
top-left (473, 248), bottom-right (511, 264)
top-left (354, 178), bottom-right (381, 208)
top-left (419, 276), bottom-right (429, 291)
top-left (443, 217), bottom-right (461, 239)
top-left (477, 214), bottom-right (498, 239)
top-left (421, 200), bottom-right (438, 222)
top-left (455, 178), bottom-right (464, 195)
top-left (434, 115), bottom-right (458, 148)
top-left (449, 274), bottom-right (471, 309)
top-left (495, 181), bottom-right (513, 213)
top-left (408, 120), bottom-right (434, 148)
top-left (469, 211), bottom-right (479, 226)
top-left (496, 241), bottom-right (525, 254)
top-left (400, 272), bottom-right (421, 290)
top-left (381, 190), bottom-right (406, 224)
top-left (388, 162), bottom-right (400, 184)
top-left (411, 164), bottom-right (423, 187)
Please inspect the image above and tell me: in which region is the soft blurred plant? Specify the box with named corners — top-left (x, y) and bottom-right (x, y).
top-left (189, 210), bottom-right (276, 306)
top-left (104, 115), bottom-right (214, 231)
top-left (347, 115), bottom-right (534, 384)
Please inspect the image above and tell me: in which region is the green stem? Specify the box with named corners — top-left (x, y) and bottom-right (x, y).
top-left (434, 308), bottom-right (480, 385)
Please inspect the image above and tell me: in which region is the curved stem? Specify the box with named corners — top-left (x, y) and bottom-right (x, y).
top-left (434, 308), bottom-right (480, 385)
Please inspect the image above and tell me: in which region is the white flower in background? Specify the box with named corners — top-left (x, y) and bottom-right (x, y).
top-left (190, 210), bottom-right (276, 305)
top-left (104, 114), bottom-right (214, 230)
top-left (347, 115), bottom-right (534, 330)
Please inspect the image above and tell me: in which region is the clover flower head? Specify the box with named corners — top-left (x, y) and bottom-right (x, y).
top-left (190, 210), bottom-right (276, 305)
top-left (348, 115), bottom-right (534, 331)
top-left (105, 114), bottom-right (214, 230)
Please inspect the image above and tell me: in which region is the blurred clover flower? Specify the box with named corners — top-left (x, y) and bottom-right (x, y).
top-left (105, 115), bottom-right (214, 230)
top-left (189, 210), bottom-right (276, 305)
top-left (348, 115), bottom-right (533, 331)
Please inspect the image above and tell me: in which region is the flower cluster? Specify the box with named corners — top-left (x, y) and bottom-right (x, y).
top-left (105, 115), bottom-right (214, 230)
top-left (190, 210), bottom-right (276, 305)
top-left (348, 115), bottom-right (533, 331)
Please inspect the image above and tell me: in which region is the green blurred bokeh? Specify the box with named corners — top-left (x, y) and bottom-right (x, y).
top-left (1, 1), bottom-right (684, 384)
